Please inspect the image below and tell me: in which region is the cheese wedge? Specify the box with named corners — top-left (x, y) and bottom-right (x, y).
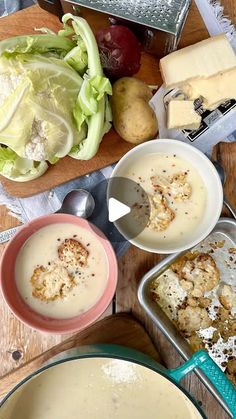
top-left (182, 68), bottom-right (236, 110)
top-left (167, 100), bottom-right (201, 130)
top-left (160, 34), bottom-right (236, 88)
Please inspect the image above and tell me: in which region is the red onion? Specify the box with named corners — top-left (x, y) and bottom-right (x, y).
top-left (96, 25), bottom-right (141, 79)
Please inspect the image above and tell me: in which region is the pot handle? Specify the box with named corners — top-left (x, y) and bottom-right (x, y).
top-left (167, 350), bottom-right (236, 418)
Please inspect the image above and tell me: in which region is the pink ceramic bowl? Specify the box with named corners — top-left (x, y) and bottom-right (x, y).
top-left (0, 214), bottom-right (118, 334)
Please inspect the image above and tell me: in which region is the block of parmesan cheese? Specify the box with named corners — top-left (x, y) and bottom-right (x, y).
top-left (160, 34), bottom-right (236, 88)
top-left (182, 68), bottom-right (236, 110)
top-left (167, 100), bottom-right (201, 130)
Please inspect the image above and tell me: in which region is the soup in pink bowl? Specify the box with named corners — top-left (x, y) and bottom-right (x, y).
top-left (0, 214), bottom-right (118, 334)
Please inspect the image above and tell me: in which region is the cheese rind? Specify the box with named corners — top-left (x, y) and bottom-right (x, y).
top-left (182, 68), bottom-right (236, 110)
top-left (167, 100), bottom-right (201, 130)
top-left (160, 34), bottom-right (236, 88)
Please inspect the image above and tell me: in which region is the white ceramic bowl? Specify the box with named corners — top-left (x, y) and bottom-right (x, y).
top-left (110, 139), bottom-right (223, 254)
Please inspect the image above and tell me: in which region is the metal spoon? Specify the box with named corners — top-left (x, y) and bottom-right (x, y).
top-left (0, 189), bottom-right (95, 244)
top-left (56, 189), bottom-right (95, 218)
top-left (212, 160), bottom-right (236, 219)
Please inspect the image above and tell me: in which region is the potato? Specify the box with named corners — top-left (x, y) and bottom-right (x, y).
top-left (110, 77), bottom-right (158, 144)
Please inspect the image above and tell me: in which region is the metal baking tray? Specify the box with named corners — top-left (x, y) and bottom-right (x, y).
top-left (138, 217), bottom-right (236, 418)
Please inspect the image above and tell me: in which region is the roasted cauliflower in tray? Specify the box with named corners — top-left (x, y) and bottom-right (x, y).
top-left (150, 246), bottom-right (236, 387)
top-left (172, 253), bottom-right (220, 298)
top-left (177, 306), bottom-right (212, 336)
top-left (219, 284), bottom-right (236, 310)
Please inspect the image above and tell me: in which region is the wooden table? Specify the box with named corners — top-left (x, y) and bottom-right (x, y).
top-left (0, 2), bottom-right (235, 418)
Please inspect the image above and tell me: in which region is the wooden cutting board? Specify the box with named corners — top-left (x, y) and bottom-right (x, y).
top-left (0, 4), bottom-right (210, 197)
top-left (0, 313), bottom-right (162, 399)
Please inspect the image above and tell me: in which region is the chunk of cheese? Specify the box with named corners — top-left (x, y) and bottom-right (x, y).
top-left (182, 68), bottom-right (236, 110)
top-left (160, 34), bottom-right (236, 88)
top-left (167, 100), bottom-right (201, 130)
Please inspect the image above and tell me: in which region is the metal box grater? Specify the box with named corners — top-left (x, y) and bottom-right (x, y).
top-left (38, 0), bottom-right (192, 55)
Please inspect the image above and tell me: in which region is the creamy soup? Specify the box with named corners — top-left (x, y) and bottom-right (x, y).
top-left (15, 223), bottom-right (108, 319)
top-left (0, 358), bottom-right (202, 419)
top-left (117, 152), bottom-right (206, 249)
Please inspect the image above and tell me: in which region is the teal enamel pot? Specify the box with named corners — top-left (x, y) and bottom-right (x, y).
top-left (1, 344), bottom-right (235, 418)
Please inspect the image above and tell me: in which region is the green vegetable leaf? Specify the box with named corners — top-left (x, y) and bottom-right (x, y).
top-left (63, 13), bottom-right (113, 160)
top-left (48, 156), bottom-right (60, 165)
top-left (0, 54), bottom-right (84, 161)
top-left (0, 35), bottom-right (75, 58)
top-left (72, 74), bottom-right (112, 133)
top-left (64, 42), bottom-right (88, 74)
top-left (34, 27), bottom-right (57, 35)
top-left (0, 147), bottom-right (17, 171)
top-left (0, 146), bottom-right (48, 181)
top-left (0, 13), bottom-right (113, 181)
top-left (102, 97), bottom-right (113, 136)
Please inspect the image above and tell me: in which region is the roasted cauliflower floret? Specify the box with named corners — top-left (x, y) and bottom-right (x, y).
top-left (226, 358), bottom-right (236, 387)
top-left (147, 192), bottom-right (175, 231)
top-left (188, 333), bottom-right (205, 351)
top-left (219, 284), bottom-right (236, 310)
top-left (58, 238), bottom-right (89, 267)
top-left (175, 253), bottom-right (220, 298)
top-left (31, 264), bottom-right (75, 302)
top-left (151, 171), bottom-right (192, 201)
top-left (180, 279), bottom-right (193, 292)
top-left (177, 306), bottom-right (212, 336)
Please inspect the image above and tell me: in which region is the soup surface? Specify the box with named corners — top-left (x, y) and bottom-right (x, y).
top-left (117, 152), bottom-right (206, 248)
top-left (1, 358), bottom-right (202, 419)
top-left (15, 223), bottom-right (108, 319)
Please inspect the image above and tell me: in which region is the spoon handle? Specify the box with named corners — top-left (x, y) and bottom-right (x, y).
top-left (224, 198), bottom-right (236, 219)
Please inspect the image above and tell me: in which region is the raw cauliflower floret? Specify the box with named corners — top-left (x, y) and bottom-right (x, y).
top-left (24, 119), bottom-right (47, 161)
top-left (0, 73), bottom-right (23, 106)
top-left (147, 192), bottom-right (175, 231)
top-left (151, 172), bottom-right (192, 201)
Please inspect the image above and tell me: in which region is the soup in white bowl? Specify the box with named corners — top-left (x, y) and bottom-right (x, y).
top-left (109, 140), bottom-right (223, 253)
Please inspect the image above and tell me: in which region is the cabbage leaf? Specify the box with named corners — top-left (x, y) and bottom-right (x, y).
top-left (0, 146), bottom-right (48, 181)
top-left (62, 14), bottom-right (112, 160)
top-left (0, 14), bottom-right (112, 181)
